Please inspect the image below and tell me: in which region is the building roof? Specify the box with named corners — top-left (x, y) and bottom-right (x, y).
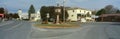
top-left (65, 7), bottom-right (92, 11)
top-left (100, 14), bottom-right (120, 17)
top-left (44, 6), bottom-right (92, 11)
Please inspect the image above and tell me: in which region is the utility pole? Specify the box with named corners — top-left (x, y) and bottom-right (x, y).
top-left (3, 3), bottom-right (8, 21)
top-left (63, 0), bottom-right (66, 23)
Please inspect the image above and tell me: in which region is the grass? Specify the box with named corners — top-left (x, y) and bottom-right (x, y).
top-left (34, 22), bottom-right (80, 28)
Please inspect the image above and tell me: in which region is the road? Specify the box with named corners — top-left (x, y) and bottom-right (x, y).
top-left (0, 21), bottom-right (120, 39)
top-left (30, 22), bottom-right (120, 39)
top-left (0, 21), bottom-right (32, 39)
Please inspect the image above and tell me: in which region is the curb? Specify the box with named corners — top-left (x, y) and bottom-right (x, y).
top-left (32, 23), bottom-right (81, 31)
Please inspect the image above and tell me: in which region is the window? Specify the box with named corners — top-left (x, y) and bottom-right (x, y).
top-left (73, 10), bottom-right (74, 12)
top-left (71, 15), bottom-right (74, 17)
top-left (84, 11), bottom-right (86, 13)
top-left (87, 12), bottom-right (90, 14)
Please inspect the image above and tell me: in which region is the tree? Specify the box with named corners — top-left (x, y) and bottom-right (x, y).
top-left (96, 9), bottom-right (106, 16)
top-left (92, 10), bottom-right (97, 15)
top-left (40, 6), bottom-right (48, 22)
top-left (28, 4), bottom-right (35, 20)
top-left (4, 14), bottom-right (10, 19)
top-left (104, 5), bottom-right (113, 13)
top-left (40, 6), bottom-right (68, 24)
top-left (104, 5), bottom-right (118, 14)
top-left (0, 7), bottom-right (4, 14)
top-left (12, 13), bottom-right (19, 19)
top-left (8, 13), bottom-right (13, 19)
top-left (116, 9), bottom-right (120, 13)
top-left (96, 5), bottom-right (120, 16)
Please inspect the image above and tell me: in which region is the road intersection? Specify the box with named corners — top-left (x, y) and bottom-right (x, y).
top-left (0, 21), bottom-right (120, 39)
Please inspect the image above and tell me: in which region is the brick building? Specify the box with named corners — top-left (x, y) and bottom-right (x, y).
top-left (99, 14), bottom-right (120, 22)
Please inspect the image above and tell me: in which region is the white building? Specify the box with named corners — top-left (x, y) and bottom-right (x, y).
top-left (17, 9), bottom-right (41, 21)
top-left (66, 8), bottom-right (93, 22)
top-left (18, 9), bottom-right (28, 20)
top-left (67, 9), bottom-right (78, 21)
top-left (30, 11), bottom-right (41, 21)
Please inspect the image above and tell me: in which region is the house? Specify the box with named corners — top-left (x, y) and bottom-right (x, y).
top-left (18, 9), bottom-right (28, 20)
top-left (66, 7), bottom-right (93, 22)
top-left (17, 9), bottom-right (41, 21)
top-left (67, 9), bottom-right (77, 21)
top-left (30, 11), bottom-right (41, 21)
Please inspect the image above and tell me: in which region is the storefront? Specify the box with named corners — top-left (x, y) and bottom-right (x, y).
top-left (0, 14), bottom-right (4, 18)
top-left (99, 14), bottom-right (120, 22)
top-left (0, 14), bottom-right (4, 21)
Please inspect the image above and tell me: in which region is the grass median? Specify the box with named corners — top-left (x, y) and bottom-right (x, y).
top-left (34, 22), bottom-right (80, 28)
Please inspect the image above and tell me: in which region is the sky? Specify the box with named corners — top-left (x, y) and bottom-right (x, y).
top-left (0, 0), bottom-right (120, 13)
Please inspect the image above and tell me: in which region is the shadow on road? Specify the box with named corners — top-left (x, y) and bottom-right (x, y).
top-left (110, 22), bottom-right (120, 26)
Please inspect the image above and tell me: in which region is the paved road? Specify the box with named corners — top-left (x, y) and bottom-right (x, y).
top-left (0, 21), bottom-right (32, 39)
top-left (0, 21), bottom-right (120, 39)
top-left (30, 22), bottom-right (120, 39)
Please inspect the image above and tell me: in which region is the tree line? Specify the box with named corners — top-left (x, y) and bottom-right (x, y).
top-left (96, 5), bottom-right (120, 16)
top-left (0, 7), bottom-right (19, 19)
top-left (0, 7), bottom-right (4, 14)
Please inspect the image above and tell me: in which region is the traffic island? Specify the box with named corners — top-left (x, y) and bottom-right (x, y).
top-left (33, 23), bottom-right (80, 28)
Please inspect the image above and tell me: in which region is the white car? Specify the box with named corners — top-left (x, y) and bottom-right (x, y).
top-left (81, 18), bottom-right (86, 22)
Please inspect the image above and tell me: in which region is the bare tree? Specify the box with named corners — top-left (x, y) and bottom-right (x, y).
top-left (104, 5), bottom-right (118, 14)
top-left (104, 5), bottom-right (113, 13)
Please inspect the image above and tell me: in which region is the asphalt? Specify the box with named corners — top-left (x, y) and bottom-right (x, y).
top-left (0, 21), bottom-right (120, 39)
top-left (0, 21), bottom-right (32, 39)
top-left (30, 22), bottom-right (120, 39)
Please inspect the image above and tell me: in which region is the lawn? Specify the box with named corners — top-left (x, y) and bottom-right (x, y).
top-left (34, 22), bottom-right (80, 28)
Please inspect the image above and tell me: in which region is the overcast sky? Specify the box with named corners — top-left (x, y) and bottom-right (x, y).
top-left (0, 0), bottom-right (120, 13)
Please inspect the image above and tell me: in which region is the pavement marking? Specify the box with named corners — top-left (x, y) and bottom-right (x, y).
top-left (32, 24), bottom-right (48, 31)
top-left (0, 21), bottom-right (14, 27)
top-left (3, 22), bottom-right (22, 31)
top-left (37, 28), bottom-right (48, 31)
